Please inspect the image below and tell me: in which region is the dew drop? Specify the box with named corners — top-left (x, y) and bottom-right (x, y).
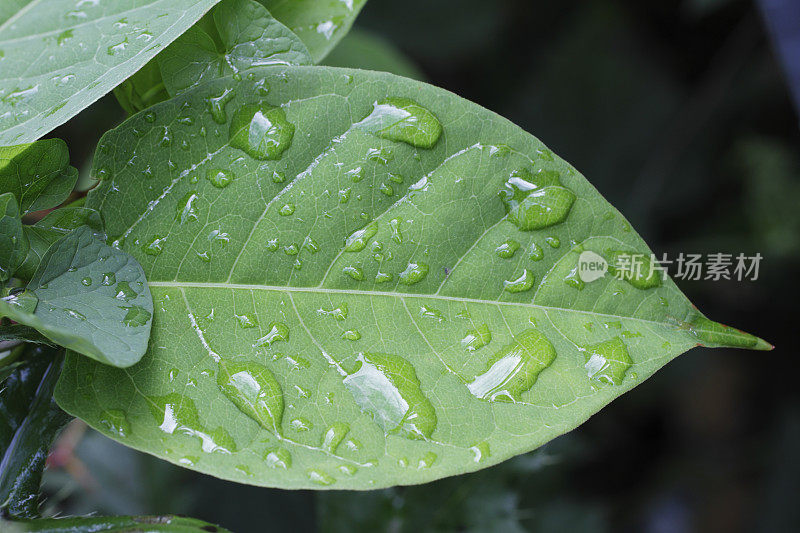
top-left (417, 451), bottom-right (437, 469)
top-left (467, 328), bottom-right (556, 402)
top-left (80, 277), bottom-right (92, 286)
top-left (205, 88), bottom-right (234, 124)
top-left (495, 239), bottom-right (520, 259)
top-left (290, 417), bottom-right (312, 432)
top-left (150, 393), bottom-right (237, 453)
top-left (399, 262), bottom-right (429, 285)
top-left (121, 305), bottom-right (151, 327)
top-left (563, 266), bottom-right (585, 290)
top-left (321, 423), bottom-right (350, 453)
top-left (343, 266), bottom-right (364, 281)
top-left (207, 168), bottom-right (234, 188)
top-left (341, 329), bottom-right (361, 341)
top-left (230, 104), bottom-right (295, 160)
top-left (420, 305), bottom-right (445, 322)
top-left (357, 97), bottom-right (443, 149)
top-left (470, 441), bottom-right (491, 463)
top-left (279, 203), bottom-right (295, 216)
top-left (606, 250), bottom-right (662, 290)
top-left (218, 361), bottom-right (284, 432)
top-left (143, 235), bottom-right (166, 256)
top-left (317, 303), bottom-right (348, 320)
top-left (345, 223), bottom-right (378, 252)
top-left (503, 269), bottom-right (534, 293)
top-left (583, 337), bottom-right (632, 386)
top-left (265, 448), bottom-right (291, 469)
top-left (462, 324), bottom-right (492, 352)
top-left (234, 313), bottom-right (258, 328)
top-left (528, 242), bottom-right (544, 261)
top-left (99, 409), bottom-right (130, 437)
top-left (307, 469), bottom-right (335, 486)
top-left (114, 281), bottom-right (137, 301)
top-left (253, 322), bottom-right (289, 347)
top-left (375, 271), bottom-right (393, 283)
top-left (500, 168), bottom-right (576, 231)
top-left (176, 191), bottom-right (200, 224)
top-left (343, 353), bottom-right (437, 440)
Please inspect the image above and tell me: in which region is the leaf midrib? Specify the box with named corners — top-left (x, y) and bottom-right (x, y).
top-left (146, 280), bottom-right (689, 332)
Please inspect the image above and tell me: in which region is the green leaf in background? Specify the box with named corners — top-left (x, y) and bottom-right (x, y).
top-left (0, 325), bottom-right (52, 347)
top-left (56, 66), bottom-right (768, 490)
top-left (1, 227), bottom-right (153, 368)
top-left (0, 0), bottom-right (223, 146)
top-left (113, 59), bottom-right (170, 116)
top-left (0, 140), bottom-right (77, 216)
top-left (2, 515), bottom-right (231, 533)
top-left (16, 207), bottom-right (104, 281)
top-left (158, 0), bottom-right (312, 97)
top-left (0, 192), bottom-right (27, 282)
top-left (0, 349), bottom-right (70, 519)
top-left (259, 0), bottom-right (368, 62)
top-left (322, 29), bottom-right (425, 81)
top-left (111, 0), bottom-right (313, 115)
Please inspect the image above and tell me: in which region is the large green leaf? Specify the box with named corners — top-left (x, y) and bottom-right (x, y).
top-left (0, 192), bottom-right (26, 281)
top-left (3, 515), bottom-right (231, 532)
top-left (1, 227), bottom-right (153, 368)
top-left (0, 140), bottom-right (77, 215)
top-left (56, 66), bottom-right (768, 490)
top-left (0, 348), bottom-right (69, 519)
top-left (0, 0), bottom-right (222, 146)
top-left (259, 0), bottom-right (368, 62)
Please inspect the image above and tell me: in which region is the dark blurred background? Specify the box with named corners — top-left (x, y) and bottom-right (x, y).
top-left (43, 0), bottom-right (800, 531)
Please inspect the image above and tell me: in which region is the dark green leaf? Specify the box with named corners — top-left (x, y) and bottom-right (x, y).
top-left (112, 59), bottom-right (170, 116)
top-left (0, 227), bottom-right (153, 368)
top-left (259, 0), bottom-right (368, 62)
top-left (0, 141), bottom-right (77, 216)
top-left (2, 514), bottom-right (231, 532)
top-left (0, 0), bottom-right (224, 145)
top-left (158, 0), bottom-right (311, 97)
top-left (0, 326), bottom-right (52, 347)
top-left (0, 348), bottom-right (69, 519)
top-left (0, 192), bottom-right (26, 282)
top-left (16, 207), bottom-right (104, 281)
top-left (56, 66), bottom-right (768, 489)
top-left (322, 29), bottom-right (425, 80)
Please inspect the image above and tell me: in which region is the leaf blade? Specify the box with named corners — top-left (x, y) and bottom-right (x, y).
top-left (57, 65), bottom-right (766, 490)
top-left (2, 227), bottom-right (153, 368)
top-left (0, 0), bottom-right (223, 145)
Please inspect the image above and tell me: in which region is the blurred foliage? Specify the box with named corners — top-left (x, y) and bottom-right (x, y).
top-left (38, 0), bottom-right (799, 531)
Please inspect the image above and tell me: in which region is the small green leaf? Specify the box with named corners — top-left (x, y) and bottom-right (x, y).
top-left (0, 0), bottom-right (223, 145)
top-left (259, 0), bottom-right (368, 62)
top-left (16, 207), bottom-right (104, 281)
top-left (57, 66), bottom-right (768, 490)
top-left (113, 59), bottom-right (170, 115)
top-left (1, 227), bottom-right (153, 368)
top-left (0, 140), bottom-right (77, 216)
top-left (3, 515), bottom-right (232, 532)
top-left (158, 0), bottom-right (311, 97)
top-left (0, 348), bottom-right (70, 519)
top-left (0, 325), bottom-right (53, 347)
top-left (0, 192), bottom-right (27, 282)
